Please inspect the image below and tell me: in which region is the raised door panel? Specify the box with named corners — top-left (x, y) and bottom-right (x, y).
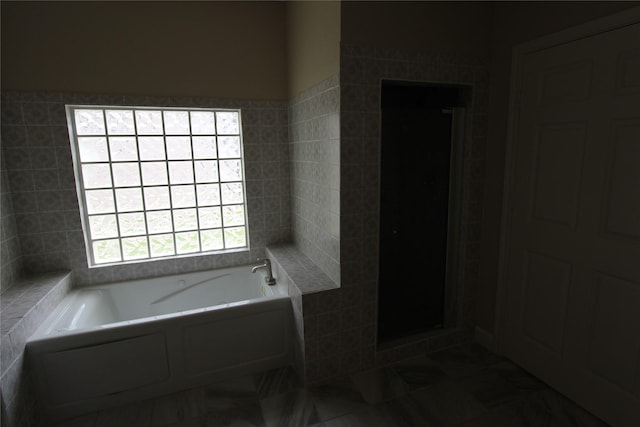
top-left (538, 59), bottom-right (594, 105)
top-left (604, 120), bottom-right (640, 240)
top-left (588, 273), bottom-right (640, 395)
top-left (615, 48), bottom-right (640, 95)
top-left (531, 123), bottom-right (586, 228)
top-left (521, 252), bottom-right (572, 355)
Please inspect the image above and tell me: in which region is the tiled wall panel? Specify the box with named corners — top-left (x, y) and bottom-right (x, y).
top-left (340, 44), bottom-right (489, 373)
top-left (289, 75), bottom-right (341, 284)
top-left (0, 92), bottom-right (291, 287)
top-left (0, 153), bottom-right (23, 292)
top-left (300, 45), bottom-right (490, 384)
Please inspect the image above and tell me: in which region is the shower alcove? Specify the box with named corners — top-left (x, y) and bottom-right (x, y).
top-left (377, 81), bottom-right (468, 345)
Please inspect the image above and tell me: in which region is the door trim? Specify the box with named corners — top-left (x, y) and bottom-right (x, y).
top-left (494, 6), bottom-right (640, 354)
top-left (445, 107), bottom-right (466, 330)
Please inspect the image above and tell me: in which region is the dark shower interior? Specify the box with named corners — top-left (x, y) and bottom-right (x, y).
top-left (378, 81), bottom-right (465, 344)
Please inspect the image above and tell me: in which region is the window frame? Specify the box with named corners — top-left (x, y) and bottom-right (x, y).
top-left (66, 104), bottom-right (250, 268)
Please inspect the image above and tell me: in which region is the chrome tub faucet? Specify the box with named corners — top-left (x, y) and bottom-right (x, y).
top-left (251, 258), bottom-right (276, 285)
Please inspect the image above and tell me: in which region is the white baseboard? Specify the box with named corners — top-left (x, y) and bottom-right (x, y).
top-left (474, 326), bottom-right (495, 352)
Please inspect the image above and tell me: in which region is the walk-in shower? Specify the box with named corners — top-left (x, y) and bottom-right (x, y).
top-left (378, 81), bottom-right (467, 344)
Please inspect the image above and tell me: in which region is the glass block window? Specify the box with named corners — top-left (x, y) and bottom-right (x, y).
top-left (66, 106), bottom-right (248, 266)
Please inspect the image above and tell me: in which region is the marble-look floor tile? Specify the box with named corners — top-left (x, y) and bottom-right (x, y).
top-left (95, 399), bottom-right (154, 427)
top-left (44, 350), bottom-right (608, 427)
top-left (458, 398), bottom-right (572, 427)
top-left (489, 360), bottom-right (547, 391)
top-left (453, 368), bottom-right (523, 408)
top-left (254, 366), bottom-right (300, 400)
top-left (458, 403), bottom-right (533, 427)
top-left (349, 368), bottom-right (407, 405)
top-left (309, 379), bottom-right (369, 421)
top-left (204, 408), bottom-right (265, 427)
top-left (311, 407), bottom-right (391, 427)
top-left (377, 394), bottom-right (444, 427)
top-left (410, 381), bottom-right (487, 425)
top-left (53, 413), bottom-right (97, 427)
top-left (204, 376), bottom-right (259, 410)
top-left (203, 376), bottom-right (264, 427)
top-left (391, 355), bottom-right (448, 390)
top-left (524, 390), bottom-right (608, 427)
top-left (151, 387), bottom-right (206, 426)
top-left (427, 344), bottom-right (502, 378)
top-left (467, 343), bottom-right (505, 366)
top-left (260, 389), bottom-right (319, 427)
top-left (162, 418), bottom-right (206, 427)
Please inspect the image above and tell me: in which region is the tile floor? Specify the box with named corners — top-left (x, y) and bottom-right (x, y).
top-left (52, 344), bottom-right (608, 427)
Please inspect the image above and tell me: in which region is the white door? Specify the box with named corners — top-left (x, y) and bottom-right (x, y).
top-left (500, 15), bottom-right (640, 427)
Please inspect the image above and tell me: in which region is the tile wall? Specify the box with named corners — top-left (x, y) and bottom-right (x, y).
top-left (297, 44), bottom-right (490, 384)
top-left (289, 75), bottom-right (341, 284)
top-left (0, 92), bottom-right (291, 287)
top-left (0, 153), bottom-right (23, 292)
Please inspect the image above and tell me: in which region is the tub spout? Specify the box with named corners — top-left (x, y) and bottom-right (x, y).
top-left (251, 258), bottom-right (276, 286)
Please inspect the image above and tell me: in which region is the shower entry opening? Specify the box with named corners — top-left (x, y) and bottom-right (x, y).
top-left (377, 80), bottom-right (468, 345)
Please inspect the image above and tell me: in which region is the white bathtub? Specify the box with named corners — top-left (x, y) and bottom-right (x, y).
top-left (26, 264), bottom-right (293, 424)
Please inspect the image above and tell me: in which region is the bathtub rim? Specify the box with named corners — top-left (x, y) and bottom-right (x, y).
top-left (27, 263), bottom-right (289, 344)
top-left (27, 291), bottom-right (289, 346)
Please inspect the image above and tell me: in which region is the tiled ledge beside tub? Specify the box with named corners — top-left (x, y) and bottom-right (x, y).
top-left (0, 271), bottom-right (72, 426)
top-left (266, 244), bottom-right (339, 384)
